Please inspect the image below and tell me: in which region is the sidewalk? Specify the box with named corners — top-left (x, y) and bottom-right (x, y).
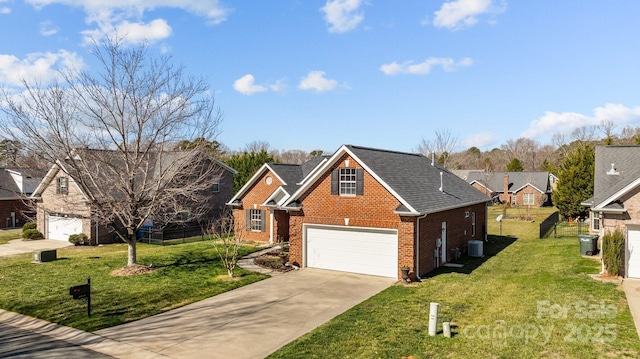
top-left (623, 278), bottom-right (640, 339)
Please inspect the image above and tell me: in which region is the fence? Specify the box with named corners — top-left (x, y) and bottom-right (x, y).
top-left (138, 223), bottom-right (207, 245)
top-left (540, 211), bottom-right (590, 238)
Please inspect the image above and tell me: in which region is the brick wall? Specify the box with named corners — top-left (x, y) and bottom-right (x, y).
top-left (232, 169), bottom-right (284, 242)
top-left (0, 199), bottom-right (30, 228)
top-left (37, 170), bottom-right (91, 239)
top-left (600, 186), bottom-right (640, 277)
top-left (416, 202), bottom-right (486, 276)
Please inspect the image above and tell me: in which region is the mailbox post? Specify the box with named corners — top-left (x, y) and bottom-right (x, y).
top-left (69, 277), bottom-right (91, 317)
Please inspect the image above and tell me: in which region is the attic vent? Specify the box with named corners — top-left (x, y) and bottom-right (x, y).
top-left (607, 163), bottom-right (619, 175)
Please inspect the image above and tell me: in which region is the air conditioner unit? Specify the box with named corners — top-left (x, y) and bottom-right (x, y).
top-left (34, 249), bottom-right (57, 263)
top-left (468, 240), bottom-right (483, 258)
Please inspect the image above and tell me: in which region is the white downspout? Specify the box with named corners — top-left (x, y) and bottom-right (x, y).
top-left (415, 213), bottom-right (428, 280)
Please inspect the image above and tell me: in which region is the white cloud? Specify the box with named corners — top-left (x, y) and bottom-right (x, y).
top-left (233, 74), bottom-right (268, 96)
top-left (433, 0), bottom-right (505, 30)
top-left (40, 20), bottom-right (59, 36)
top-left (521, 103), bottom-right (640, 139)
top-left (380, 57), bottom-right (473, 75)
top-left (25, 0), bottom-right (230, 44)
top-left (0, 50), bottom-right (85, 87)
top-left (298, 71), bottom-right (340, 92)
top-left (320, 0), bottom-right (364, 33)
top-left (81, 18), bottom-right (172, 45)
top-left (463, 132), bottom-right (496, 149)
top-left (0, 7), bottom-right (10, 14)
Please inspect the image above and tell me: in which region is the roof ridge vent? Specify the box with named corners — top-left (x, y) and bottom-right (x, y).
top-left (607, 163), bottom-right (619, 175)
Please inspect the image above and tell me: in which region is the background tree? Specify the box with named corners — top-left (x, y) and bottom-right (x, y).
top-left (506, 158), bottom-right (524, 172)
top-left (416, 129), bottom-right (458, 168)
top-left (225, 149), bottom-right (275, 193)
top-left (175, 138), bottom-right (227, 159)
top-left (552, 144), bottom-right (595, 219)
top-left (0, 37), bottom-right (222, 267)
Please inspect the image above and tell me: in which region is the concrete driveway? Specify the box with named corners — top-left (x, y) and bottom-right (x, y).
top-left (96, 268), bottom-right (395, 359)
top-left (0, 238), bottom-right (72, 257)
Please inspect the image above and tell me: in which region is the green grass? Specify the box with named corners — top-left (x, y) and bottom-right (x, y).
top-left (269, 207), bottom-right (640, 359)
top-left (0, 228), bottom-right (22, 245)
top-left (0, 241), bottom-right (268, 332)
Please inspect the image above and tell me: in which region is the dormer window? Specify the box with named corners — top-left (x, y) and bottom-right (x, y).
top-left (56, 177), bottom-right (68, 195)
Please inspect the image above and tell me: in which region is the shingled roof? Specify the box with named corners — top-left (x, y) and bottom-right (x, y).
top-left (285, 145), bottom-right (489, 214)
top-left (458, 171), bottom-right (553, 194)
top-left (583, 146), bottom-right (640, 211)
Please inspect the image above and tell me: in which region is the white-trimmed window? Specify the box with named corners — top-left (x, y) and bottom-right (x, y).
top-left (592, 212), bottom-right (600, 231)
top-left (523, 193), bottom-right (535, 206)
top-left (511, 194), bottom-right (517, 206)
top-left (56, 177), bottom-right (68, 195)
top-left (339, 168), bottom-right (357, 195)
top-left (247, 209), bottom-right (264, 232)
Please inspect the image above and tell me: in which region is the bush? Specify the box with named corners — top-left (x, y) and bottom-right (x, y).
top-left (69, 233), bottom-right (90, 246)
top-left (22, 221), bottom-right (37, 231)
top-left (602, 227), bottom-right (625, 276)
top-left (22, 229), bottom-right (43, 240)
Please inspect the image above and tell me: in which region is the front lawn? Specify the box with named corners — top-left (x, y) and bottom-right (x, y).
top-left (270, 207), bottom-right (640, 358)
top-left (0, 241), bottom-right (267, 332)
top-left (0, 228), bottom-right (22, 245)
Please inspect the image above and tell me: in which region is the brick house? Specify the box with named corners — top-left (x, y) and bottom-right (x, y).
top-left (455, 170), bottom-right (557, 207)
top-left (582, 146), bottom-right (640, 278)
top-left (32, 150), bottom-right (235, 244)
top-left (229, 145), bottom-right (490, 280)
top-left (0, 168), bottom-right (45, 228)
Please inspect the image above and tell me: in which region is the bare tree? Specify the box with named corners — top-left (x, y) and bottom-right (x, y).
top-left (207, 212), bottom-right (244, 278)
top-left (1, 37), bottom-right (222, 267)
top-left (243, 140), bottom-right (271, 153)
top-left (416, 129), bottom-right (458, 168)
top-left (276, 149), bottom-right (311, 164)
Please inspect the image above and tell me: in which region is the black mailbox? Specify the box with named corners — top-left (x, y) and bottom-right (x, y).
top-left (69, 284), bottom-right (90, 299)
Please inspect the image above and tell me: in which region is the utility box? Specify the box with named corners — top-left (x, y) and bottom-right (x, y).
top-left (34, 249), bottom-right (57, 262)
top-left (578, 234), bottom-right (599, 256)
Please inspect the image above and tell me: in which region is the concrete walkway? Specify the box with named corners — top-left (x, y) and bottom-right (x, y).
top-left (623, 278), bottom-right (640, 339)
top-left (96, 269), bottom-right (395, 359)
top-left (0, 238), bottom-right (72, 257)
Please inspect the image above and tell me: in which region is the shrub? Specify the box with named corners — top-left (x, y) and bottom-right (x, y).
top-left (22, 229), bottom-right (43, 240)
top-left (69, 233), bottom-right (90, 246)
top-left (22, 221), bottom-right (37, 231)
top-left (602, 227), bottom-right (625, 276)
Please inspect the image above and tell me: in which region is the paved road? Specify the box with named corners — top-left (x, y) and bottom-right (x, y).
top-left (0, 322), bottom-right (113, 358)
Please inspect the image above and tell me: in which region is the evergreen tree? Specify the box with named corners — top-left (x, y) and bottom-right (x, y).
top-left (506, 158), bottom-right (524, 172)
top-left (552, 144), bottom-right (595, 219)
top-left (225, 149), bottom-right (275, 193)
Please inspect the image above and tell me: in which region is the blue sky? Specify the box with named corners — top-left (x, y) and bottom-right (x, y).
top-left (1, 1), bottom-right (640, 154)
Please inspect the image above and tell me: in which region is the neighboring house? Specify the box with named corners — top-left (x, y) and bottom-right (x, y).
top-left (582, 146), bottom-right (640, 278)
top-left (454, 170), bottom-right (557, 207)
top-left (0, 168), bottom-right (46, 228)
top-left (31, 150), bottom-right (236, 244)
top-left (228, 145), bottom-right (490, 280)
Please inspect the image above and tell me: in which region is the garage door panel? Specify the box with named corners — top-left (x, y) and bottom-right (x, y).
top-left (47, 216), bottom-right (83, 241)
top-left (628, 229), bottom-right (640, 278)
top-left (306, 226), bottom-right (398, 278)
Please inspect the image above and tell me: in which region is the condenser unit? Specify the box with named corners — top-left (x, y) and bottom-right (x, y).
top-left (468, 240), bottom-right (483, 258)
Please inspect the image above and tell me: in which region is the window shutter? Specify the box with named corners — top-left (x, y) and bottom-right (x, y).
top-left (56, 178), bottom-right (60, 194)
top-left (356, 169), bottom-right (364, 195)
top-left (260, 210), bottom-right (265, 232)
top-left (331, 169), bottom-right (339, 195)
top-left (246, 210), bottom-right (251, 229)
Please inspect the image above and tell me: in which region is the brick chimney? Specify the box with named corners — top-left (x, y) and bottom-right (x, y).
top-left (503, 173), bottom-right (510, 204)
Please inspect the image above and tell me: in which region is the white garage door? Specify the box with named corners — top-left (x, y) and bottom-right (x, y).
top-left (628, 228), bottom-right (640, 278)
top-left (305, 225), bottom-right (398, 278)
top-left (47, 216), bottom-right (83, 241)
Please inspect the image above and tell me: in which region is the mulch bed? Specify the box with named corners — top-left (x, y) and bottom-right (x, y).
top-left (110, 264), bottom-right (155, 276)
top-left (254, 249), bottom-right (294, 272)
